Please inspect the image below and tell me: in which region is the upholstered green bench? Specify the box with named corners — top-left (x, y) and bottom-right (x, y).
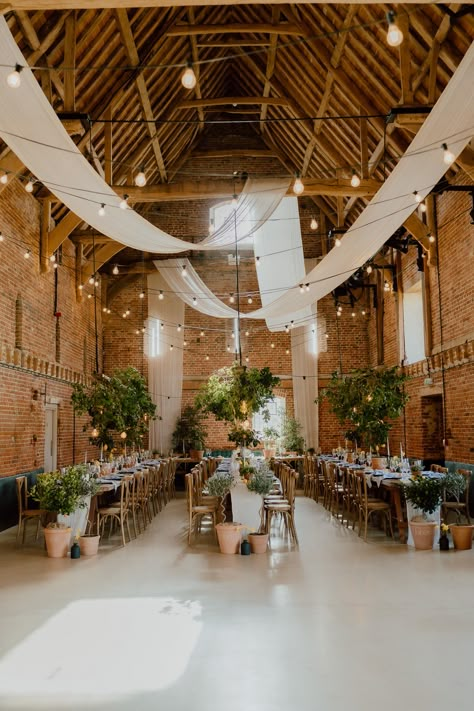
top-left (0, 469), bottom-right (44, 532)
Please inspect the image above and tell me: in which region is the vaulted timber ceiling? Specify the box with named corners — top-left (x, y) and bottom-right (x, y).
top-left (0, 3), bottom-right (473, 274)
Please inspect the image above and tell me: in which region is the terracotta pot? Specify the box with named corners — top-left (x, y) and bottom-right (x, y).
top-left (346, 452), bottom-right (354, 463)
top-left (215, 522), bottom-right (243, 554)
top-left (44, 527), bottom-right (72, 558)
top-left (79, 534), bottom-right (100, 556)
top-left (371, 457), bottom-right (387, 470)
top-left (249, 532), bottom-right (269, 554)
top-left (450, 525), bottom-right (474, 551)
top-left (409, 520), bottom-right (437, 550)
top-left (263, 448), bottom-right (276, 460)
top-left (190, 449), bottom-right (204, 461)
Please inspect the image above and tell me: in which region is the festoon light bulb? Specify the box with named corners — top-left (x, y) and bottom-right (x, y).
top-left (293, 172), bottom-right (304, 195)
top-left (350, 170), bottom-right (361, 188)
top-left (386, 11), bottom-right (404, 47)
top-left (181, 62), bottom-right (197, 90)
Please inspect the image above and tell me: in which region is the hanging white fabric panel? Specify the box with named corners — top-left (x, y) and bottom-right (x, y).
top-left (147, 273), bottom-right (184, 455)
top-left (154, 259), bottom-right (237, 319)
top-left (253, 196), bottom-right (313, 331)
top-left (291, 258), bottom-right (319, 449)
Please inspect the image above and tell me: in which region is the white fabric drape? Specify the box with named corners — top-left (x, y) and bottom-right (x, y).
top-left (147, 273), bottom-right (184, 455)
top-left (253, 196), bottom-right (313, 331)
top-left (155, 259), bottom-right (237, 319)
top-left (200, 177), bottom-right (290, 248)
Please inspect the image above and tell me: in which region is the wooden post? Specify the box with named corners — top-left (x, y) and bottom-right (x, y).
top-left (40, 199), bottom-right (51, 273)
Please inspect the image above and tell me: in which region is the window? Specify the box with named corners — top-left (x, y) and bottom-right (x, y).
top-left (403, 280), bottom-right (425, 364)
top-left (147, 317), bottom-right (160, 357)
top-left (210, 201), bottom-right (254, 249)
top-left (253, 397), bottom-right (286, 437)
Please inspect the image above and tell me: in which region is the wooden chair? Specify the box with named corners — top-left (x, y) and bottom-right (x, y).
top-left (16, 475), bottom-right (46, 544)
top-left (327, 462), bottom-right (344, 518)
top-left (264, 469), bottom-right (299, 545)
top-left (97, 475), bottom-right (133, 547)
top-left (355, 472), bottom-right (393, 542)
top-left (431, 464), bottom-right (448, 474)
top-left (442, 469), bottom-right (472, 524)
top-left (185, 473), bottom-right (217, 545)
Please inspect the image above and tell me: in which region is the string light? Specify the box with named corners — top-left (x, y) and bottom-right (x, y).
top-left (183, 340), bottom-right (187, 346)
top-left (325, 333), bottom-right (329, 339)
top-left (88, 276), bottom-right (95, 285)
top-left (120, 431), bottom-right (127, 440)
top-left (293, 172), bottom-right (304, 195)
top-left (119, 195), bottom-right (129, 210)
top-left (305, 283), bottom-right (310, 292)
top-left (160, 322), bottom-right (164, 330)
top-left (429, 233), bottom-right (436, 243)
top-left (229, 293), bottom-right (235, 303)
top-left (107, 309), bottom-right (111, 314)
top-left (205, 354), bottom-right (210, 361)
top-left (182, 264), bottom-right (187, 277)
top-left (102, 307), bottom-right (107, 313)
top-left (286, 349), bottom-right (290, 355)
top-left (245, 356), bottom-right (249, 363)
top-left (350, 170), bottom-right (361, 188)
top-left (366, 264), bottom-right (373, 274)
top-left (271, 342), bottom-right (275, 349)
top-left (231, 331), bottom-right (235, 339)
top-left (335, 237), bottom-right (342, 247)
top-left (351, 311), bottom-right (356, 318)
top-left (122, 312), bottom-right (127, 318)
top-left (192, 296), bottom-right (197, 305)
top-left (227, 345), bottom-right (231, 352)
top-left (299, 284), bottom-right (304, 294)
top-left (7, 64), bottom-right (23, 88)
top-left (91, 428), bottom-right (98, 438)
top-left (310, 217), bottom-right (318, 230)
top-left (336, 310), bottom-right (341, 317)
top-left (78, 284), bottom-right (83, 291)
top-left (134, 167), bottom-right (147, 187)
top-left (94, 279), bottom-right (99, 287)
top-left (200, 330), bottom-right (205, 337)
top-left (158, 290), bottom-right (164, 300)
top-left (181, 62), bottom-right (197, 90)
top-left (141, 326), bottom-right (145, 333)
top-left (414, 191), bottom-right (422, 204)
top-left (362, 309), bottom-right (366, 316)
top-left (290, 321), bottom-right (294, 328)
top-left (49, 254), bottom-right (56, 263)
top-left (125, 308), bottom-right (130, 315)
top-left (177, 324), bottom-right (182, 332)
top-left (135, 329), bottom-right (140, 335)
top-left (245, 330), bottom-right (250, 337)
top-left (53, 261), bottom-right (58, 269)
top-left (112, 264), bottom-right (119, 275)
top-left (386, 11), bottom-right (403, 47)
top-left (98, 203), bottom-right (106, 216)
top-left (25, 178), bottom-right (34, 193)
top-left (170, 344), bottom-right (173, 351)
top-left (285, 325), bottom-right (289, 333)
top-left (255, 256), bottom-right (260, 267)
top-left (247, 296), bottom-right (253, 304)
top-left (88, 293), bottom-right (93, 299)
top-left (0, 172), bottom-right (8, 184)
top-left (384, 280), bottom-right (391, 292)
top-left (24, 248), bottom-right (30, 259)
top-left (419, 201), bottom-right (427, 213)
top-left (442, 143), bottom-right (455, 166)
top-left (139, 290), bottom-right (145, 299)
top-left (231, 194), bottom-right (238, 208)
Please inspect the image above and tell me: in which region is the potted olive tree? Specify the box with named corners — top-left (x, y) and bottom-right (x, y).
top-left (403, 476), bottom-right (444, 550)
top-left (30, 465), bottom-right (99, 557)
top-left (246, 464), bottom-right (275, 552)
top-left (172, 404), bottom-right (207, 459)
top-left (281, 416), bottom-right (305, 454)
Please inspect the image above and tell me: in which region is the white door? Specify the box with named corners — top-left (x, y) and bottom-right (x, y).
top-left (44, 404), bottom-right (58, 472)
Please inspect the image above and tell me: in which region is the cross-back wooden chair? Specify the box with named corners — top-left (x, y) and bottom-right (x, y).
top-left (442, 469), bottom-right (472, 524)
top-left (185, 473), bottom-right (217, 545)
top-left (16, 475), bottom-right (46, 544)
top-left (97, 475), bottom-right (133, 547)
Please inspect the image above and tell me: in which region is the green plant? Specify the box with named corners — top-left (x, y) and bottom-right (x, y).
top-left (71, 367), bottom-right (156, 450)
top-left (172, 404), bottom-right (207, 453)
top-left (239, 464), bottom-right (256, 478)
top-left (444, 470), bottom-right (467, 501)
top-left (403, 476), bottom-right (444, 516)
top-left (196, 363), bottom-right (280, 427)
top-left (281, 416), bottom-right (305, 453)
top-left (206, 472), bottom-right (235, 498)
top-left (247, 469), bottom-right (274, 496)
top-left (227, 426), bottom-right (260, 448)
top-left (318, 366), bottom-right (409, 448)
top-left (262, 426), bottom-right (279, 445)
top-left (30, 465), bottom-right (99, 517)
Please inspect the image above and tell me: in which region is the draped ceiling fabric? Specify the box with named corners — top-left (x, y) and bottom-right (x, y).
top-left (147, 273), bottom-right (184, 455)
top-left (154, 259), bottom-right (237, 319)
top-left (291, 259), bottom-right (319, 449)
top-left (0, 18), bottom-right (472, 316)
top-left (253, 196), bottom-right (313, 332)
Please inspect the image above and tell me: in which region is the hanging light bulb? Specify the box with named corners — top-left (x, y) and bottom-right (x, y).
top-left (231, 331), bottom-right (235, 339)
top-left (337, 305), bottom-right (342, 313)
top-left (24, 249), bottom-right (30, 259)
top-left (366, 264), bottom-right (373, 275)
top-left (170, 344), bottom-right (174, 351)
top-left (290, 320), bottom-right (294, 329)
top-left (120, 431), bottom-right (127, 440)
top-left (122, 312), bottom-right (127, 318)
top-left (49, 254), bottom-right (56, 263)
top-left (25, 178), bottom-right (34, 193)
top-left (183, 340), bottom-right (187, 347)
top-left (227, 345), bottom-right (231, 352)
top-left (119, 195), bottom-right (129, 210)
top-left (88, 276), bottom-right (95, 285)
top-left (336, 310), bottom-right (341, 317)
top-left (91, 428), bottom-right (98, 438)
top-left (229, 293), bottom-right (235, 304)
top-left (386, 11), bottom-right (404, 47)
top-left (247, 296), bottom-right (253, 304)
top-left (0, 172), bottom-right (8, 184)
top-left (158, 290), bottom-right (164, 300)
top-left (271, 342), bottom-right (275, 349)
top-left (350, 170), bottom-right (361, 188)
top-left (126, 308), bottom-right (130, 315)
top-left (245, 356), bottom-right (249, 363)
top-left (414, 191), bottom-right (422, 204)
top-left (285, 325), bottom-right (289, 333)
top-left (107, 308), bottom-right (111, 314)
top-left (384, 280), bottom-right (391, 292)
top-left (94, 279), bottom-right (99, 287)
top-left (325, 333), bottom-right (329, 339)
top-left (134, 167), bottom-right (147, 187)
top-left (293, 172), bottom-right (304, 195)
top-left (98, 203), bottom-right (106, 216)
top-left (419, 201), bottom-right (427, 213)
top-left (310, 217), bottom-right (318, 231)
top-left (182, 264), bottom-right (187, 277)
top-left (53, 262), bottom-right (58, 269)
top-left (192, 296), bottom-right (197, 305)
top-left (200, 330), bottom-right (205, 337)
top-left (160, 322), bottom-right (164, 330)
top-left (442, 143), bottom-right (455, 166)
top-left (139, 291), bottom-right (145, 299)
top-left (351, 311), bottom-right (356, 318)
top-left (205, 354), bottom-right (210, 361)
top-left (429, 233), bottom-right (436, 243)
top-left (177, 324), bottom-right (182, 332)
top-left (88, 294), bottom-right (93, 299)
top-left (299, 284), bottom-right (304, 294)
top-left (181, 62), bottom-right (197, 90)
top-left (286, 349), bottom-right (290, 355)
top-left (255, 256), bottom-right (260, 267)
top-left (305, 283), bottom-right (310, 292)
top-left (362, 309), bottom-right (366, 316)
top-left (245, 330), bottom-right (250, 337)
top-left (112, 264), bottom-right (119, 275)
top-left (135, 329), bottom-right (140, 335)
top-left (231, 194), bottom-right (238, 208)
top-left (141, 326), bottom-right (145, 333)
top-left (7, 64), bottom-right (23, 88)
top-left (335, 237), bottom-right (342, 247)
top-left (103, 307), bottom-right (107, 313)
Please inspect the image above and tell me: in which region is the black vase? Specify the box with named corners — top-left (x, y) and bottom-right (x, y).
top-left (71, 542), bottom-right (81, 559)
top-left (240, 540), bottom-right (251, 556)
top-left (439, 534), bottom-right (450, 551)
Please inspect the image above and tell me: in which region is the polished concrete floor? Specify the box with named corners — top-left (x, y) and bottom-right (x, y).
top-left (0, 493), bottom-right (472, 711)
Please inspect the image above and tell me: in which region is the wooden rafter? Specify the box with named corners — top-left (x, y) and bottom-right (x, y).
top-left (63, 11), bottom-right (76, 111)
top-left (82, 241), bottom-right (126, 284)
top-left (259, 6), bottom-right (280, 132)
top-left (398, 13), bottom-right (413, 105)
top-left (177, 96), bottom-right (290, 109)
top-left (187, 7), bottom-right (205, 129)
top-left (115, 8), bottom-right (167, 182)
top-left (166, 23), bottom-right (303, 37)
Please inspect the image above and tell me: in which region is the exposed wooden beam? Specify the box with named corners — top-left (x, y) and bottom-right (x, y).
top-left (48, 211), bottom-right (83, 255)
top-left (63, 12), bottom-right (76, 112)
top-left (104, 105), bottom-right (113, 184)
top-left (398, 13), bottom-right (413, 105)
top-left (457, 145), bottom-right (474, 181)
top-left (412, 7), bottom-right (460, 97)
top-left (0, 151), bottom-right (24, 195)
top-left (108, 177), bottom-right (381, 202)
top-left (82, 241), bottom-right (126, 284)
top-left (192, 149), bottom-right (276, 158)
top-left (167, 23), bottom-right (304, 37)
top-left (115, 8), bottom-right (167, 182)
top-left (188, 7), bottom-right (205, 129)
top-left (177, 96), bottom-right (290, 109)
top-left (1, 1), bottom-right (439, 7)
top-left (70, 234), bottom-right (112, 245)
top-left (197, 40), bottom-right (271, 48)
top-left (403, 212), bottom-right (433, 254)
top-left (260, 7), bottom-right (280, 131)
top-left (75, 242), bottom-right (83, 302)
top-left (360, 114), bottom-right (368, 179)
top-left (39, 199), bottom-right (52, 273)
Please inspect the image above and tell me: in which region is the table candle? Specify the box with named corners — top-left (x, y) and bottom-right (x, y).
top-left (387, 439), bottom-right (391, 458)
top-left (84, 450), bottom-right (88, 464)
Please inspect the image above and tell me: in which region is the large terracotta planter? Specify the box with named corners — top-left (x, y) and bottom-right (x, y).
top-left (371, 457), bottom-right (387, 470)
top-left (44, 526), bottom-right (72, 558)
top-left (409, 520), bottom-right (437, 550)
top-left (263, 448), bottom-right (276, 460)
top-left (249, 532), bottom-right (269, 554)
top-left (451, 525), bottom-right (474, 551)
top-left (190, 449), bottom-right (204, 461)
top-left (79, 534), bottom-right (100, 556)
top-left (215, 522), bottom-right (243, 554)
